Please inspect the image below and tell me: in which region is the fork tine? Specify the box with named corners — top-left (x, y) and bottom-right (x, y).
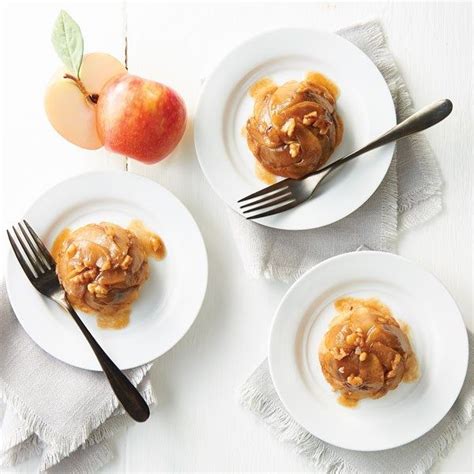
top-left (242, 195), bottom-right (295, 214)
top-left (7, 230), bottom-right (36, 280)
top-left (237, 179), bottom-right (290, 203)
top-left (19, 222), bottom-right (52, 270)
top-left (12, 226), bottom-right (45, 275)
top-left (246, 201), bottom-right (299, 220)
top-left (240, 188), bottom-right (292, 210)
top-left (23, 220), bottom-right (56, 267)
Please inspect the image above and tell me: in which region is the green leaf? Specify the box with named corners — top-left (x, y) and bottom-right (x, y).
top-left (51, 10), bottom-right (84, 78)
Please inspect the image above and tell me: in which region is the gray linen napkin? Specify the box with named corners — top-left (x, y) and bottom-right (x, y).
top-left (228, 20), bottom-right (443, 282)
top-left (238, 20), bottom-right (472, 473)
top-left (0, 282), bottom-right (155, 473)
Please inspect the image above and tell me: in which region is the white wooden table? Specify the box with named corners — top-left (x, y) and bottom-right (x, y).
top-left (1, 1), bottom-right (472, 472)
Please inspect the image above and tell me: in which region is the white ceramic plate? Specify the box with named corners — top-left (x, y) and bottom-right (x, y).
top-left (194, 28), bottom-right (396, 230)
top-left (269, 251), bottom-right (468, 451)
top-left (6, 171), bottom-right (208, 371)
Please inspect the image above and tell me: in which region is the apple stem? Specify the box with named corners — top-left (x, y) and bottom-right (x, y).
top-left (63, 73), bottom-right (99, 104)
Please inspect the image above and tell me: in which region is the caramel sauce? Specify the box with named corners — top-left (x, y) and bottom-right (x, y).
top-left (249, 77), bottom-right (277, 99)
top-left (51, 220), bottom-right (165, 330)
top-left (128, 219), bottom-right (166, 260)
top-left (320, 297), bottom-right (419, 408)
top-left (337, 395), bottom-right (358, 408)
top-left (403, 351), bottom-right (420, 382)
top-left (305, 71), bottom-right (339, 98)
top-left (97, 311), bottom-right (131, 330)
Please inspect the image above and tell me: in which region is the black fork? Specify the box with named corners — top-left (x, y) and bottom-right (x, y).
top-left (7, 220), bottom-right (150, 422)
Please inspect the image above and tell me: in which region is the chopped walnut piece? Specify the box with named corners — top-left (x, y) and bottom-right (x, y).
top-left (120, 255), bottom-right (133, 270)
top-left (333, 348), bottom-right (348, 360)
top-left (346, 333), bottom-right (358, 345)
top-left (87, 282), bottom-right (108, 296)
top-left (281, 118), bottom-right (296, 137)
top-left (313, 118), bottom-right (330, 135)
top-left (387, 354), bottom-right (403, 378)
top-left (150, 236), bottom-right (162, 253)
top-left (96, 256), bottom-right (111, 271)
top-left (263, 136), bottom-right (273, 146)
top-left (288, 142), bottom-right (301, 158)
top-left (347, 375), bottom-right (363, 386)
top-left (70, 269), bottom-right (98, 285)
top-left (302, 111), bottom-right (318, 125)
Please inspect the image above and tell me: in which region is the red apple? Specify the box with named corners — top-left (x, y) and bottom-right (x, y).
top-left (96, 75), bottom-right (187, 164)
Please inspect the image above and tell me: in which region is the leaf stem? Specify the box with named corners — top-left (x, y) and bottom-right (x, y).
top-left (63, 73), bottom-right (98, 104)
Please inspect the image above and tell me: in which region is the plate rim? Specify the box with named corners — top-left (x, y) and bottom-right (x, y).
top-left (5, 170), bottom-right (208, 371)
top-left (268, 250), bottom-right (469, 451)
top-left (194, 27), bottom-right (397, 231)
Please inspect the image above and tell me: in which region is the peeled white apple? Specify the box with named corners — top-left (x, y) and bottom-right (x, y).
top-left (44, 52), bottom-right (127, 150)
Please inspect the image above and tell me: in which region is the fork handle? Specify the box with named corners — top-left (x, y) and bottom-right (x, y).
top-left (59, 297), bottom-right (150, 422)
top-left (314, 99), bottom-right (453, 176)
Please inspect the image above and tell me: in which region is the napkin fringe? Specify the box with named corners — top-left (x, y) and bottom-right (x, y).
top-left (358, 21), bottom-right (444, 233)
top-left (339, 21), bottom-right (405, 105)
top-left (38, 395), bottom-right (118, 471)
top-left (41, 366), bottom-right (153, 471)
top-left (40, 381), bottom-right (155, 472)
top-left (410, 393), bottom-right (474, 474)
top-left (397, 138), bottom-right (443, 232)
top-left (0, 380), bottom-right (51, 457)
top-left (240, 380), bottom-right (356, 474)
top-left (44, 442), bottom-right (114, 474)
top-left (67, 443), bottom-right (112, 474)
top-left (241, 379), bottom-right (474, 474)
top-left (87, 382), bottom-right (155, 447)
top-left (0, 434), bottom-right (41, 467)
top-left (380, 160), bottom-right (398, 252)
top-left (338, 20), bottom-right (444, 238)
top-left (347, 20), bottom-right (401, 95)
top-left (0, 363), bottom-right (152, 469)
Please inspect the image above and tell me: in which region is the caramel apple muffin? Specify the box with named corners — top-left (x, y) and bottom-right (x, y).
top-left (245, 72), bottom-right (343, 180)
top-left (53, 221), bottom-right (164, 329)
top-left (319, 297), bottom-right (418, 407)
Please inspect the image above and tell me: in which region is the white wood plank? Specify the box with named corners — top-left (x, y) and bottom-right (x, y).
top-left (121, 1), bottom-right (472, 472)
